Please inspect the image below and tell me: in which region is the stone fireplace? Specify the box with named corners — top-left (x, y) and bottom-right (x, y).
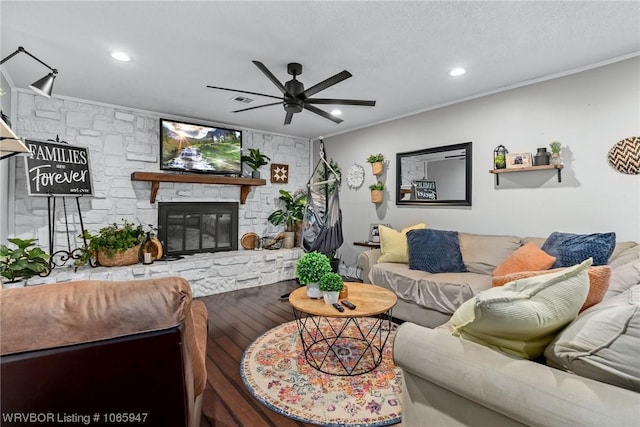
top-left (157, 202), bottom-right (238, 256)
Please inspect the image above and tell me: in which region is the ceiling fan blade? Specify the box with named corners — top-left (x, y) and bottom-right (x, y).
top-left (232, 102), bottom-right (283, 113)
top-left (303, 104), bottom-right (343, 124)
top-left (206, 85), bottom-right (282, 101)
top-left (301, 70), bottom-right (352, 98)
top-left (252, 61), bottom-right (291, 96)
top-left (284, 111), bottom-right (294, 125)
top-left (306, 98), bottom-right (376, 106)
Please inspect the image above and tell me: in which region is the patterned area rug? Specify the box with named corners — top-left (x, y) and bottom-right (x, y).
top-left (240, 318), bottom-right (402, 426)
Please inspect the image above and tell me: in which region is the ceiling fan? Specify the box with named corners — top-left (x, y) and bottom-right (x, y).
top-left (207, 61), bottom-right (376, 125)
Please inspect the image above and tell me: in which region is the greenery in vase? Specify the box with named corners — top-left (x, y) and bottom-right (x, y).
top-left (319, 272), bottom-right (344, 292)
top-left (369, 182), bottom-right (385, 191)
top-left (494, 154), bottom-right (506, 168)
top-left (78, 220), bottom-right (145, 265)
top-left (0, 238), bottom-right (50, 282)
top-left (549, 141), bottom-right (562, 154)
top-left (366, 153), bottom-right (385, 163)
top-left (267, 189), bottom-right (308, 232)
top-left (241, 148), bottom-right (271, 171)
top-left (295, 251), bottom-right (332, 285)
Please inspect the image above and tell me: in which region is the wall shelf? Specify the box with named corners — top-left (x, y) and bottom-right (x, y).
top-left (489, 165), bottom-right (563, 185)
top-left (130, 171), bottom-right (266, 203)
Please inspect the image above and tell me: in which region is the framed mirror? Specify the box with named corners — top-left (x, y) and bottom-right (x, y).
top-left (396, 142), bottom-right (472, 206)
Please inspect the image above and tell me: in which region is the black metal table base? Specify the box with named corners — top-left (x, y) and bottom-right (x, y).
top-left (292, 309), bottom-right (393, 376)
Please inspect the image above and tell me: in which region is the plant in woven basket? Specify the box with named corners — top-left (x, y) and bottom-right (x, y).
top-left (295, 251), bottom-right (332, 285)
top-left (77, 220), bottom-right (145, 266)
top-left (0, 238), bottom-right (50, 282)
top-left (319, 272), bottom-right (344, 292)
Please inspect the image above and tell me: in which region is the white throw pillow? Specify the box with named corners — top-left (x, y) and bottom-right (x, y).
top-left (449, 259), bottom-right (591, 359)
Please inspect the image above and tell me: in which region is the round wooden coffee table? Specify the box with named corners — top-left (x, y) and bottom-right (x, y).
top-left (289, 282), bottom-right (397, 376)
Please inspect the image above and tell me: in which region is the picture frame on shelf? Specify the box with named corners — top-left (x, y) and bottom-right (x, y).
top-left (506, 152), bottom-right (532, 169)
top-left (369, 223), bottom-right (391, 243)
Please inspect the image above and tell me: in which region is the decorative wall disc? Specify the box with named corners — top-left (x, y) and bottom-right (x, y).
top-left (608, 136), bottom-right (640, 175)
top-left (346, 163), bottom-right (365, 189)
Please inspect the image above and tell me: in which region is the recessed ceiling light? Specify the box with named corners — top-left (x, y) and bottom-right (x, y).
top-left (111, 51), bottom-right (131, 62)
top-left (331, 109), bottom-right (342, 116)
top-left (449, 67), bottom-right (466, 77)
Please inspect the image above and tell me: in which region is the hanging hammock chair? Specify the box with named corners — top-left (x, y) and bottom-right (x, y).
top-left (301, 141), bottom-right (344, 254)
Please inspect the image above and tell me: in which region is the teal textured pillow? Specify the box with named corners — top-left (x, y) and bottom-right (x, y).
top-left (407, 229), bottom-right (466, 273)
top-left (449, 258), bottom-right (592, 359)
top-left (542, 231), bottom-right (616, 268)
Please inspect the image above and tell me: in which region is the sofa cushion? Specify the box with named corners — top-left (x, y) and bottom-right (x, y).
top-left (377, 223), bottom-right (425, 264)
top-left (459, 233), bottom-right (523, 275)
top-left (449, 259), bottom-right (591, 359)
top-left (369, 262), bottom-right (490, 315)
top-left (492, 265), bottom-right (611, 312)
top-left (544, 285), bottom-right (640, 392)
top-left (542, 231), bottom-right (616, 268)
top-left (606, 258), bottom-right (640, 298)
top-left (407, 229), bottom-right (466, 273)
top-left (492, 242), bottom-right (556, 276)
top-left (609, 242), bottom-right (639, 268)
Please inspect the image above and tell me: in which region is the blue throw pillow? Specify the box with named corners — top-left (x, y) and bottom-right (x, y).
top-left (542, 231), bottom-right (616, 268)
top-left (407, 229), bottom-right (466, 273)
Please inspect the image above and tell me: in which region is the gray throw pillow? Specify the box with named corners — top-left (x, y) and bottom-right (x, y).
top-left (544, 285), bottom-right (640, 392)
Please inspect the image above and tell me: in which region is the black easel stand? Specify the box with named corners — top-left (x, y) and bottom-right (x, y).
top-left (46, 195), bottom-right (94, 273)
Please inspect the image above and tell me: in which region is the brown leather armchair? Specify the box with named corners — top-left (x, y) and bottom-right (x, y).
top-left (1, 277), bottom-right (208, 427)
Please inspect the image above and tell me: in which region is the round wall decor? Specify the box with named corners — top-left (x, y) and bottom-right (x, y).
top-left (608, 136), bottom-right (640, 175)
top-left (346, 163), bottom-right (365, 189)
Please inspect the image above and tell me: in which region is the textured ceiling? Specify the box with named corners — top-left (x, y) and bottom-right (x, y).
top-left (1, 1), bottom-right (639, 139)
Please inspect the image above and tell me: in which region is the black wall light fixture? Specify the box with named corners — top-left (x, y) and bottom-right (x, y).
top-left (0, 46), bottom-right (58, 98)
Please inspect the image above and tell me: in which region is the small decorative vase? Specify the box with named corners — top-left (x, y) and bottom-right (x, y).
top-left (371, 162), bottom-right (384, 176)
top-left (550, 152), bottom-right (562, 166)
top-left (339, 284), bottom-right (348, 300)
top-left (371, 190), bottom-right (383, 204)
top-left (306, 282), bottom-right (322, 299)
top-left (534, 148), bottom-right (550, 166)
top-left (323, 291), bottom-right (340, 305)
top-left (283, 231), bottom-right (295, 249)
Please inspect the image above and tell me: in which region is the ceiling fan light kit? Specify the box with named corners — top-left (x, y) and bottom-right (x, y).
top-left (207, 61), bottom-right (376, 125)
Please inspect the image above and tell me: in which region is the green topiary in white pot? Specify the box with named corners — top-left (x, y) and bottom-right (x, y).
top-left (319, 272), bottom-right (344, 305)
top-left (296, 252), bottom-right (332, 298)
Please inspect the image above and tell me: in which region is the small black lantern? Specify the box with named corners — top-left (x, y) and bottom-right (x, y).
top-left (494, 145), bottom-right (508, 169)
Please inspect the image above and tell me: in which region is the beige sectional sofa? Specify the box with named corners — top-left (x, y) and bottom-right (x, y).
top-left (358, 233), bottom-right (638, 327)
top-left (358, 232), bottom-right (640, 426)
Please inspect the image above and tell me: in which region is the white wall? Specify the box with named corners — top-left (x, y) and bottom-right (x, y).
top-left (7, 92), bottom-right (310, 254)
top-left (325, 57), bottom-right (640, 272)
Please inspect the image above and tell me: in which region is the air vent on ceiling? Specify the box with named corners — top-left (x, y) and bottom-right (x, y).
top-left (231, 95), bottom-right (254, 104)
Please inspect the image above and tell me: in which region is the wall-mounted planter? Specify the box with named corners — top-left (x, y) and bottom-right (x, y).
top-left (371, 162), bottom-right (384, 176)
top-left (370, 190), bottom-right (383, 204)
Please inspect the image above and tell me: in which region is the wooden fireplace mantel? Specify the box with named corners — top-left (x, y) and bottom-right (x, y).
top-left (130, 171), bottom-right (266, 204)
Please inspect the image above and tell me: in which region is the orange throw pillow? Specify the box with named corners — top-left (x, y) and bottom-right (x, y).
top-left (492, 242), bottom-right (556, 276)
top-left (492, 265), bottom-right (612, 312)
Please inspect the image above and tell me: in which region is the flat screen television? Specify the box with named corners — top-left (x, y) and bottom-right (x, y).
top-left (160, 118), bottom-right (242, 175)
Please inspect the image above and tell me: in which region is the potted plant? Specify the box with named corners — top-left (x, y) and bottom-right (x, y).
top-left (369, 181), bottom-right (385, 203)
top-left (367, 153), bottom-right (385, 175)
top-left (0, 238), bottom-right (50, 283)
top-left (319, 272), bottom-right (344, 305)
top-left (295, 251), bottom-right (333, 298)
top-left (78, 220), bottom-right (145, 267)
top-left (241, 148), bottom-right (271, 178)
top-left (549, 141), bottom-right (562, 165)
top-left (267, 189), bottom-right (307, 248)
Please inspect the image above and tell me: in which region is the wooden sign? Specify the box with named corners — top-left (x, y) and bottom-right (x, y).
top-left (270, 163), bottom-right (289, 184)
top-left (24, 139), bottom-right (93, 196)
top-left (414, 180), bottom-right (437, 200)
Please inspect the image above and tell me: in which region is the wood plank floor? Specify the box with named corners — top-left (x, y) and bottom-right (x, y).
top-left (197, 280), bottom-right (316, 427)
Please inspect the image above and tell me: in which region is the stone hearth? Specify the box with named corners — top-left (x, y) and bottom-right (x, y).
top-left (5, 248), bottom-right (303, 298)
